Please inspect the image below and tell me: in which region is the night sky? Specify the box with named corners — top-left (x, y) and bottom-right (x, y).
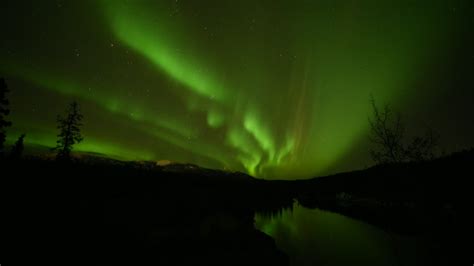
top-left (1, 0), bottom-right (473, 178)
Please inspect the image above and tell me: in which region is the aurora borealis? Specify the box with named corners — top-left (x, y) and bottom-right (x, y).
top-left (1, 0), bottom-right (473, 178)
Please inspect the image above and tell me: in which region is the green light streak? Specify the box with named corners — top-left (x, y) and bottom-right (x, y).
top-left (0, 1), bottom-right (457, 178)
top-left (100, 1), bottom-right (226, 102)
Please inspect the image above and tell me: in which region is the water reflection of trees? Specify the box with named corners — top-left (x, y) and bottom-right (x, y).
top-left (255, 198), bottom-right (295, 219)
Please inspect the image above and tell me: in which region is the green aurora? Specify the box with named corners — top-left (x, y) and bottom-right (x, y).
top-left (1, 0), bottom-right (473, 178)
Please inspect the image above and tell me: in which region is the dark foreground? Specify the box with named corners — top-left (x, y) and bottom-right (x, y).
top-left (3, 158), bottom-right (291, 266)
top-left (2, 149), bottom-right (473, 265)
top-left (295, 149), bottom-right (473, 265)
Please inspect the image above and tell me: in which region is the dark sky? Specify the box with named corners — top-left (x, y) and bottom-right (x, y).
top-left (1, 0), bottom-right (473, 178)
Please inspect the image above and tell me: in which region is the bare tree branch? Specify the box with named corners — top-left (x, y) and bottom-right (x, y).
top-left (368, 96), bottom-right (438, 165)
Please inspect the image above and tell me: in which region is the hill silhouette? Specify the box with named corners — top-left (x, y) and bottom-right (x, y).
top-left (2, 152), bottom-right (292, 266)
top-left (2, 147), bottom-right (472, 265)
top-left (293, 149), bottom-right (473, 265)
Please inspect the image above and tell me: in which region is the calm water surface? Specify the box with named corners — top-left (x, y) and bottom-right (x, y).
top-left (255, 202), bottom-right (430, 266)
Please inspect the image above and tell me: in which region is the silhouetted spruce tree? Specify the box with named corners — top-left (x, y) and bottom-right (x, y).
top-left (0, 78), bottom-right (12, 155)
top-left (10, 134), bottom-right (25, 159)
top-left (55, 101), bottom-right (83, 160)
top-left (368, 95), bottom-right (439, 164)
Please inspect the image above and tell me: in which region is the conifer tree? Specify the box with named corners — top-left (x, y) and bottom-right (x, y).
top-left (55, 101), bottom-right (83, 160)
top-left (0, 78), bottom-right (12, 155)
top-left (10, 134), bottom-right (25, 159)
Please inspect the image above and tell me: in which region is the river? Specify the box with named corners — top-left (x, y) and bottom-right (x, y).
top-left (255, 201), bottom-right (430, 266)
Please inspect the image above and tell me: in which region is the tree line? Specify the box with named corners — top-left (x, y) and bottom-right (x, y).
top-left (0, 78), bottom-right (83, 161)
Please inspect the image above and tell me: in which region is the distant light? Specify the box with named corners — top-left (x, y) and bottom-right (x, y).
top-left (156, 160), bottom-right (172, 166)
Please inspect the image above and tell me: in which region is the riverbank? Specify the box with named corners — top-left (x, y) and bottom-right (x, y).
top-left (291, 150), bottom-right (473, 265)
top-left (2, 157), bottom-right (289, 265)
